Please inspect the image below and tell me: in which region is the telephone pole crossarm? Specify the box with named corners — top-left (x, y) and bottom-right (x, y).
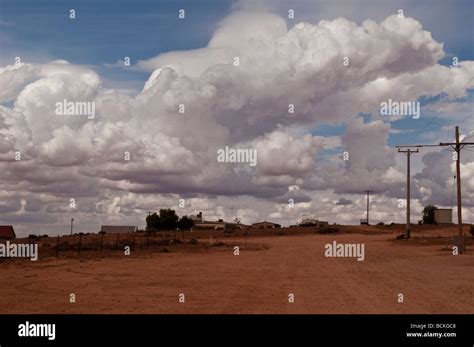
top-left (395, 126), bottom-right (471, 253)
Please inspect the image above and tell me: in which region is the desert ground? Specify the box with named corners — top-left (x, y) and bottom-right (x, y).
top-left (0, 225), bottom-right (473, 314)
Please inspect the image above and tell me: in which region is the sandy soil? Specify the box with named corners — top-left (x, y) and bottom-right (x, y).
top-left (0, 227), bottom-right (473, 314)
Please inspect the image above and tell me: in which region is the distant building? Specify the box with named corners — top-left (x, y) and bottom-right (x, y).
top-left (0, 226), bottom-right (16, 239)
top-left (237, 224), bottom-right (250, 230)
top-left (434, 209), bottom-right (453, 224)
top-left (100, 225), bottom-right (138, 234)
top-left (190, 212), bottom-right (203, 224)
top-left (299, 219), bottom-right (329, 227)
top-left (251, 221), bottom-right (281, 229)
top-left (194, 221), bottom-right (226, 230)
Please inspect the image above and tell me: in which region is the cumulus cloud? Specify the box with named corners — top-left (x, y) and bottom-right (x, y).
top-left (1, 11), bottom-right (473, 235)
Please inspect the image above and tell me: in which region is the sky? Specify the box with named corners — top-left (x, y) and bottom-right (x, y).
top-left (0, 0), bottom-right (473, 236)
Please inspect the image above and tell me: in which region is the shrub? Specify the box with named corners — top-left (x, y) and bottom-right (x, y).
top-left (317, 226), bottom-right (339, 234)
top-left (189, 238), bottom-right (198, 245)
top-left (377, 222), bottom-right (384, 226)
top-left (422, 204), bottom-right (437, 224)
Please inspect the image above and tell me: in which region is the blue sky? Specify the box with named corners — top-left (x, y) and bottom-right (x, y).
top-left (1, 0), bottom-right (473, 69)
top-left (0, 0), bottom-right (472, 232)
top-left (1, 0), bottom-right (472, 148)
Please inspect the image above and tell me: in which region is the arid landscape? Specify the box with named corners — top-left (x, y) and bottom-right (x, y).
top-left (1, 225), bottom-right (472, 314)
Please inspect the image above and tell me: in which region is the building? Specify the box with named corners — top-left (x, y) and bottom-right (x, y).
top-left (434, 209), bottom-right (453, 224)
top-left (100, 225), bottom-right (138, 234)
top-left (299, 218), bottom-right (329, 227)
top-left (237, 224), bottom-right (250, 230)
top-left (251, 221), bottom-right (281, 229)
top-left (190, 212), bottom-right (203, 224)
top-left (0, 226), bottom-right (16, 239)
top-left (193, 220), bottom-right (226, 230)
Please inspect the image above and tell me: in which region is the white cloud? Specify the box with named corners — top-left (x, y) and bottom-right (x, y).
top-left (1, 11), bottom-right (473, 234)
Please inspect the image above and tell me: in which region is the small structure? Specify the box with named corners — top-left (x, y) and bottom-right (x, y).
top-left (434, 209), bottom-right (453, 224)
top-left (251, 221), bottom-right (281, 229)
top-left (100, 225), bottom-right (138, 234)
top-left (299, 218), bottom-right (329, 227)
top-left (237, 224), bottom-right (250, 230)
top-left (194, 220), bottom-right (226, 230)
top-left (190, 212), bottom-right (203, 225)
top-left (0, 226), bottom-right (16, 239)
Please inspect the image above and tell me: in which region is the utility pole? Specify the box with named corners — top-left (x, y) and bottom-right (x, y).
top-left (363, 190), bottom-right (373, 225)
top-left (439, 126), bottom-right (474, 253)
top-left (70, 218), bottom-right (74, 235)
top-left (397, 126), bottom-right (474, 253)
top-left (397, 148), bottom-right (419, 239)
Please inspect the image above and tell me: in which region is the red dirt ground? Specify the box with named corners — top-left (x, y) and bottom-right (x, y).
top-left (0, 225), bottom-right (472, 314)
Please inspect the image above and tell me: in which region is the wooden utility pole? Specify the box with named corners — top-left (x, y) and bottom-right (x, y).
top-left (397, 126), bottom-right (474, 253)
top-left (439, 126), bottom-right (474, 253)
top-left (397, 148), bottom-right (419, 239)
top-left (70, 218), bottom-right (74, 235)
top-left (363, 190), bottom-right (373, 224)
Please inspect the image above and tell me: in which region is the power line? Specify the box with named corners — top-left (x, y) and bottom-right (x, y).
top-left (394, 77), bottom-right (474, 144)
top-left (396, 126), bottom-right (474, 253)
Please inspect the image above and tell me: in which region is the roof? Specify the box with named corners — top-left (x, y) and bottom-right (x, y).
top-left (0, 225), bottom-right (16, 239)
top-left (100, 225), bottom-right (138, 234)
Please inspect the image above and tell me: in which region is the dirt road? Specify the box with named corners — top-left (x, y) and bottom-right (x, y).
top-left (0, 233), bottom-right (473, 313)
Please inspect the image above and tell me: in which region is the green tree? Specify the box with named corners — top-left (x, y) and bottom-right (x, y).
top-left (422, 204), bottom-right (437, 225)
top-left (146, 212), bottom-right (160, 231)
top-left (146, 209), bottom-right (179, 231)
top-left (178, 215), bottom-right (194, 230)
top-left (157, 208), bottom-right (179, 230)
